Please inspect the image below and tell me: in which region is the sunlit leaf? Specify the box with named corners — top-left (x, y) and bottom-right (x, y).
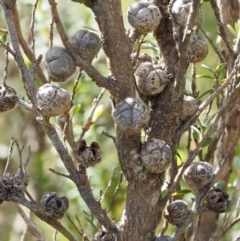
top-left (73, 104), bottom-right (81, 116)
top-left (227, 24), bottom-right (237, 37)
top-left (202, 137), bottom-right (212, 147)
top-left (196, 89), bottom-right (213, 101)
top-left (0, 34), bottom-right (7, 42)
top-left (201, 64), bottom-right (213, 73)
top-left (196, 74), bottom-right (214, 79)
top-left (215, 63), bottom-right (226, 74)
top-left (174, 150), bottom-right (183, 165)
top-left (172, 189), bottom-right (192, 196)
top-left (191, 125), bottom-right (202, 141)
top-left (92, 105), bottom-right (104, 123)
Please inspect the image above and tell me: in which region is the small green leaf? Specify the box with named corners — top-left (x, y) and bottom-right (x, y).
top-left (202, 137), bottom-right (212, 147)
top-left (174, 150), bottom-right (183, 165)
top-left (201, 64), bottom-right (214, 73)
top-left (191, 125), bottom-right (202, 141)
top-left (73, 104), bottom-right (81, 116)
top-left (215, 63), bottom-right (226, 74)
top-left (196, 74), bottom-right (214, 79)
top-left (172, 189), bottom-right (192, 196)
top-left (85, 217), bottom-right (98, 231)
top-left (196, 89), bottom-right (213, 101)
top-left (92, 105), bottom-right (104, 123)
top-left (227, 24), bottom-right (237, 37)
top-left (161, 189), bottom-right (167, 198)
top-left (0, 34), bottom-right (7, 42)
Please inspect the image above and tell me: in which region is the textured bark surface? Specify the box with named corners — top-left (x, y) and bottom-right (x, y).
top-left (194, 1), bottom-right (240, 240)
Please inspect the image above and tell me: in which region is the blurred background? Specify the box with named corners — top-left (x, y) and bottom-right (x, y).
top-left (0, 0), bottom-right (239, 240)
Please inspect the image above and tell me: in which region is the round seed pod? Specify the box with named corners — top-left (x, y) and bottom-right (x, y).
top-left (71, 30), bottom-right (102, 61)
top-left (183, 161), bottom-right (213, 191)
top-left (155, 236), bottom-right (173, 241)
top-left (112, 97), bottom-right (150, 133)
top-left (45, 46), bottom-right (76, 82)
top-left (0, 181), bottom-right (7, 204)
top-left (2, 172), bottom-right (13, 189)
top-left (181, 95), bottom-right (198, 120)
top-left (74, 139), bottom-right (102, 168)
top-left (135, 62), bottom-right (169, 96)
top-left (164, 200), bottom-right (190, 226)
top-left (37, 83), bottom-right (71, 117)
top-left (12, 169), bottom-right (30, 189)
top-left (206, 187), bottom-right (231, 213)
top-left (172, 0), bottom-right (202, 29)
top-left (188, 34), bottom-right (208, 63)
top-left (41, 192), bottom-right (69, 219)
top-left (0, 84), bottom-right (16, 112)
top-left (94, 231), bottom-right (117, 241)
top-left (141, 139), bottom-right (172, 173)
top-left (128, 2), bottom-right (162, 34)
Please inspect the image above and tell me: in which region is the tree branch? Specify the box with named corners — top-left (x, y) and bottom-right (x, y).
top-left (47, 0), bottom-right (112, 90)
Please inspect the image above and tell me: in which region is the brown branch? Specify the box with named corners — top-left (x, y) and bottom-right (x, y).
top-left (0, 0), bottom-right (38, 105)
top-left (43, 122), bottom-right (117, 231)
top-left (9, 194), bottom-right (77, 241)
top-left (165, 80), bottom-right (240, 202)
top-left (79, 88), bottom-right (106, 140)
top-left (30, 0), bottom-right (39, 55)
top-left (17, 204), bottom-right (46, 241)
top-left (199, 26), bottom-right (225, 63)
top-left (213, 216), bottom-right (240, 241)
top-left (210, 0), bottom-right (235, 58)
top-left (47, 0), bottom-right (112, 90)
top-left (176, 57), bottom-right (240, 141)
top-left (174, 0), bottom-right (202, 97)
top-left (0, 39), bottom-right (15, 56)
top-left (0, 27), bottom-right (8, 34)
top-left (11, 5), bottom-right (47, 84)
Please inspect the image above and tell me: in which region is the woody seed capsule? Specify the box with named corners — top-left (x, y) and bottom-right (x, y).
top-left (128, 1), bottom-right (162, 34)
top-left (45, 46), bottom-right (76, 82)
top-left (37, 83), bottom-right (71, 117)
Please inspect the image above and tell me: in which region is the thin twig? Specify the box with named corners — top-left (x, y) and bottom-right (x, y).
top-left (3, 42), bottom-right (10, 85)
top-left (0, 27), bottom-right (8, 34)
top-left (101, 131), bottom-right (116, 143)
top-left (199, 26), bottom-right (225, 63)
top-left (49, 168), bottom-right (71, 179)
top-left (71, 69), bottom-right (82, 102)
top-left (12, 96), bottom-right (33, 111)
top-left (49, 15), bottom-right (54, 48)
top-left (67, 214), bottom-right (84, 238)
top-left (79, 88), bottom-right (106, 140)
top-left (53, 230), bottom-right (57, 241)
top-left (0, 39), bottom-right (15, 56)
top-left (210, 0), bottom-right (235, 58)
top-left (30, 0), bottom-right (39, 56)
top-left (3, 137), bottom-right (15, 176)
top-left (212, 216), bottom-right (240, 241)
top-left (107, 172), bottom-right (123, 213)
top-left (98, 168), bottom-right (116, 203)
top-left (17, 204), bottom-right (46, 241)
top-left (11, 4), bottom-right (48, 84)
top-left (30, 54), bottom-right (44, 77)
